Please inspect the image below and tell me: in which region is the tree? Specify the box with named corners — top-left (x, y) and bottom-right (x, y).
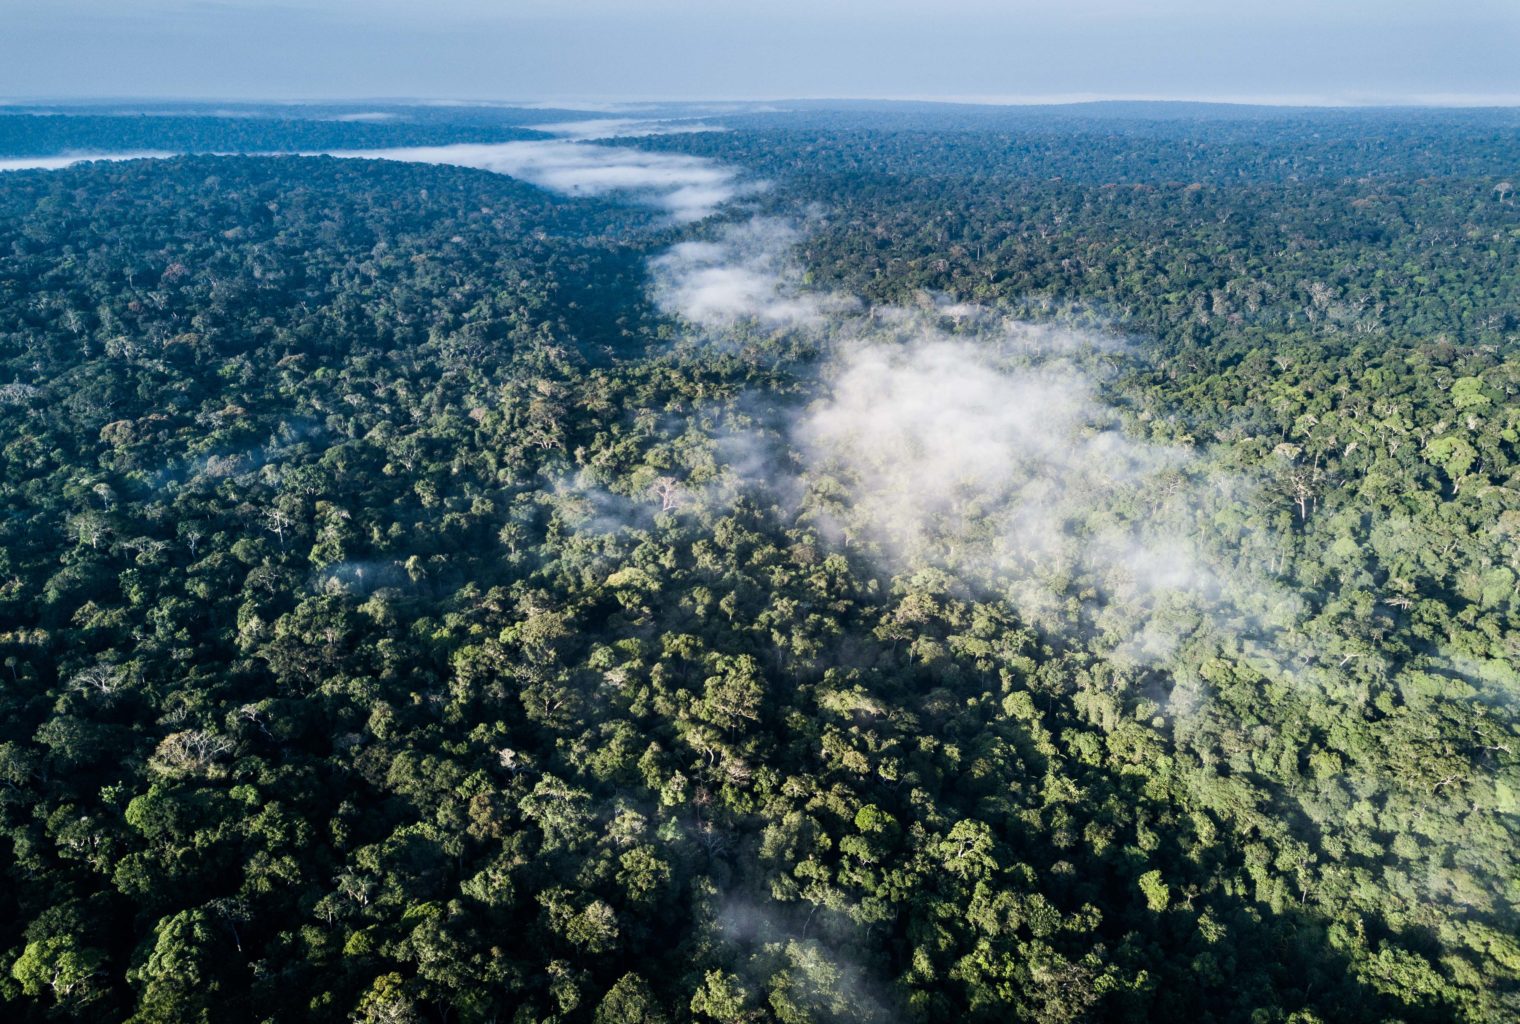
top-left (691, 970), bottom-right (757, 1023)
top-left (595, 973), bottom-right (669, 1024)
top-left (1424, 434), bottom-right (1477, 491)
top-left (697, 655), bottom-right (765, 733)
top-left (1138, 869), bottom-right (1170, 912)
top-left (126, 909), bottom-right (220, 1022)
top-left (10, 935), bottom-right (105, 1004)
top-left (352, 973), bottom-right (420, 1024)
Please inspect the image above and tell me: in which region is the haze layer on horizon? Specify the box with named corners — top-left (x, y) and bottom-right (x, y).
top-left (3, 0), bottom-right (1519, 107)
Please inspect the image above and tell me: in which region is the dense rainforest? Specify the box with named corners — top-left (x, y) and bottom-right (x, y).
top-left (0, 106), bottom-right (567, 159)
top-left (0, 104), bottom-right (1517, 1023)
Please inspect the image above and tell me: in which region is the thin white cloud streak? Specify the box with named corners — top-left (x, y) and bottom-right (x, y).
top-left (536, 116), bottom-right (726, 139)
top-left (322, 139), bottom-right (744, 221)
top-left (323, 111), bottom-right (400, 122)
top-left (404, 99), bottom-right (634, 111)
top-left (0, 150), bottom-right (174, 172)
top-left (315, 114), bottom-right (735, 220)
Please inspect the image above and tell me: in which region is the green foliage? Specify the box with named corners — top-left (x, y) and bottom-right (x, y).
top-left (10, 936), bottom-right (104, 1003)
top-left (1137, 870), bottom-right (1170, 913)
top-left (595, 973), bottom-right (668, 1024)
top-left (0, 107), bottom-right (1517, 1024)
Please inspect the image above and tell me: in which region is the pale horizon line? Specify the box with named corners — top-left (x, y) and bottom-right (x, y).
top-left (3, 92), bottom-right (1520, 112)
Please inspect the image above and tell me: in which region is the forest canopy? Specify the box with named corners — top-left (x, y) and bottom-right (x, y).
top-left (0, 103), bottom-right (1517, 1024)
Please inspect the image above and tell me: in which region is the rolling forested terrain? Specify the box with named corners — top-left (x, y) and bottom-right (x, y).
top-left (0, 104), bottom-right (1518, 1023)
top-left (0, 103), bottom-right (600, 158)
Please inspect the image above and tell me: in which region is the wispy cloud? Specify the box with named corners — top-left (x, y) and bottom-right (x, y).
top-left (324, 138), bottom-right (745, 221)
top-left (641, 208), bottom-right (1305, 679)
top-left (651, 217), bottom-right (852, 327)
top-left (322, 110), bottom-right (401, 122)
top-left (792, 331), bottom-right (1207, 632)
top-left (537, 116), bottom-right (727, 140)
top-left (0, 150), bottom-right (174, 172)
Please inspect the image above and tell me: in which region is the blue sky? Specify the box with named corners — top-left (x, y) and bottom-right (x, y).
top-left (3, 0), bottom-right (1518, 105)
